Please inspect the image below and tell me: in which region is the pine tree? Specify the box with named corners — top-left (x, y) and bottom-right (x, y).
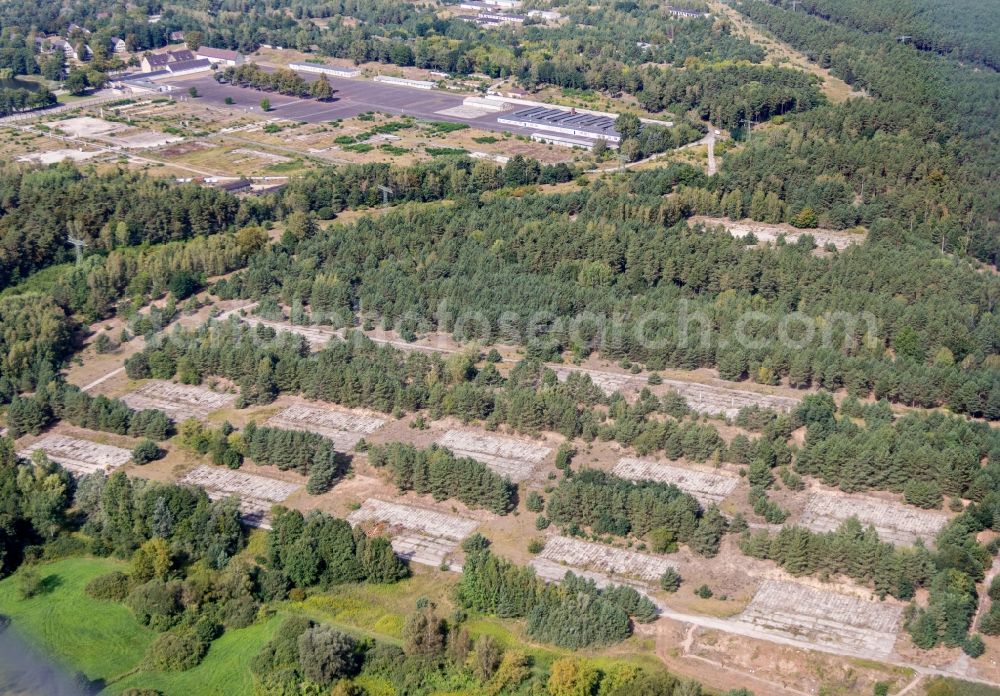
top-left (749, 188), bottom-right (767, 221)
top-left (660, 568), bottom-right (682, 592)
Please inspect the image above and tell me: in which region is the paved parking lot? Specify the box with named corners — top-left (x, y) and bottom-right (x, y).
top-left (167, 72), bottom-right (538, 136)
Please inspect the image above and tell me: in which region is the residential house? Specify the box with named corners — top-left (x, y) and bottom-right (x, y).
top-left (49, 37), bottom-right (90, 62)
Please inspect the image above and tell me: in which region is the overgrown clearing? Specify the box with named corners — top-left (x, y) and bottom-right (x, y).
top-left (230, 310), bottom-right (803, 418)
top-left (800, 491), bottom-right (949, 546)
top-left (551, 366), bottom-right (800, 417)
top-left (690, 216), bottom-right (865, 251)
top-left (178, 465), bottom-right (301, 528)
top-left (347, 498), bottom-right (477, 568)
top-left (734, 580), bottom-right (902, 658)
top-left (121, 380), bottom-right (237, 421)
top-left (266, 403), bottom-right (385, 450)
top-left (17, 434), bottom-right (132, 476)
top-left (532, 535), bottom-right (675, 586)
top-left (235, 312), bottom-right (341, 347)
top-left (613, 457), bottom-right (739, 505)
top-left (437, 429), bottom-right (551, 482)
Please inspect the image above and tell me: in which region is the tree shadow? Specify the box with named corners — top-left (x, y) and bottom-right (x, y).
top-left (38, 574), bottom-right (63, 595)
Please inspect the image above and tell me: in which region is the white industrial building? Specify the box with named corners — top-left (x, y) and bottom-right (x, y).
top-left (373, 75), bottom-right (437, 90)
top-left (499, 106), bottom-right (621, 143)
top-left (290, 62), bottom-right (360, 78)
top-left (530, 133), bottom-right (614, 150)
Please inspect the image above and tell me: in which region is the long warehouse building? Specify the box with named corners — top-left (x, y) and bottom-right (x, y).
top-left (498, 106), bottom-right (621, 143)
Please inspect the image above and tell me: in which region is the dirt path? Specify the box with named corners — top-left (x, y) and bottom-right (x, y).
top-left (80, 366), bottom-right (125, 393)
top-left (972, 555), bottom-right (1000, 632)
top-left (897, 675), bottom-right (924, 695)
top-left (651, 598), bottom-right (998, 689)
top-left (650, 621), bottom-right (815, 696)
top-left (706, 0), bottom-right (860, 103)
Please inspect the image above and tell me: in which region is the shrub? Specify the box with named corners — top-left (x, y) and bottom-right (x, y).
top-left (132, 439), bottom-right (162, 465)
top-left (979, 602), bottom-right (1000, 635)
top-left (127, 579), bottom-right (183, 628)
top-left (462, 533), bottom-right (491, 553)
top-left (297, 626), bottom-right (358, 686)
top-left (527, 538), bottom-right (544, 554)
top-left (988, 575), bottom-right (1000, 602)
top-left (220, 595), bottom-right (259, 629)
top-left (526, 492), bottom-right (544, 513)
top-left (17, 568), bottom-right (43, 599)
top-left (554, 444), bottom-right (574, 470)
top-left (144, 629), bottom-right (208, 671)
top-left (694, 584), bottom-right (713, 599)
top-left (963, 634), bottom-right (986, 658)
top-left (85, 571), bottom-right (131, 601)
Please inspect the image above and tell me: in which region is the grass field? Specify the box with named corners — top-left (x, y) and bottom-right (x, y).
top-left (926, 678), bottom-right (1000, 696)
top-left (106, 614), bottom-right (286, 696)
top-left (0, 556), bottom-right (154, 683)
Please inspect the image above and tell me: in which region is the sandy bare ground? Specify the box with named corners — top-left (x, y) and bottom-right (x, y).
top-left (690, 216), bottom-right (866, 251)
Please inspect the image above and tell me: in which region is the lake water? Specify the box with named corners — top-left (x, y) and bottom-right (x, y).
top-left (0, 626), bottom-right (87, 696)
top-left (0, 78), bottom-right (44, 92)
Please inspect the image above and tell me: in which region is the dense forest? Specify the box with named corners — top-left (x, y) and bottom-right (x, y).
top-left (0, 165), bottom-right (267, 287)
top-left (723, 0), bottom-right (1000, 263)
top-left (209, 191), bottom-right (1000, 419)
top-left (758, 0), bottom-right (1000, 69)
